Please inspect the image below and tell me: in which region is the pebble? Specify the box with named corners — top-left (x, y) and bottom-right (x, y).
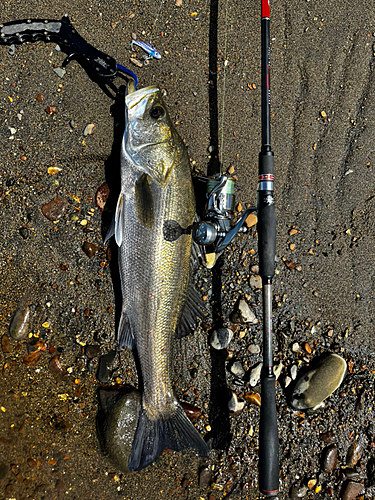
top-left (244, 392), bottom-right (261, 407)
top-left (83, 123), bottom-right (95, 136)
top-left (45, 105), bottom-right (56, 115)
top-left (1, 334), bottom-right (12, 353)
top-left (97, 350), bottom-right (117, 383)
top-left (249, 362), bottom-right (262, 386)
top-left (341, 481), bottom-right (363, 500)
top-left (52, 67), bottom-right (66, 78)
top-left (48, 356), bottom-right (69, 383)
top-left (82, 241), bottom-right (97, 258)
top-left (181, 402), bottom-right (201, 420)
top-left (41, 197), bottom-right (68, 222)
top-left (247, 343), bottom-right (260, 354)
top-left (19, 227), bottom-right (31, 239)
top-left (290, 364), bottom-right (298, 380)
top-left (23, 341), bottom-right (47, 366)
top-left (319, 430), bottom-right (335, 444)
top-left (85, 344), bottom-right (101, 359)
top-left (97, 386), bottom-right (141, 472)
top-left (291, 342), bottom-right (300, 352)
top-left (273, 362), bottom-right (283, 380)
top-left (95, 183), bottom-right (110, 213)
top-left (209, 328), bottom-right (233, 350)
top-left (346, 442), bottom-right (362, 467)
top-left (249, 275), bottom-right (262, 289)
top-left (228, 391), bottom-right (245, 412)
top-left (130, 57), bottom-right (144, 68)
top-left (289, 353), bottom-right (347, 410)
top-left (230, 299), bottom-right (258, 324)
top-left (289, 485), bottom-right (308, 498)
top-left (9, 298), bottom-right (30, 341)
top-left (198, 466), bottom-right (212, 488)
top-left (284, 375), bottom-right (292, 388)
top-left (321, 444), bottom-right (338, 473)
top-left (230, 360), bottom-right (245, 378)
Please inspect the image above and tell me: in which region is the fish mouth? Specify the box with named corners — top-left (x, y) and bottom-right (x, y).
top-left (125, 86), bottom-right (159, 110)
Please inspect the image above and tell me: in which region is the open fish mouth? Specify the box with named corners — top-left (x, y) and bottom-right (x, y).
top-left (125, 85), bottom-right (159, 108)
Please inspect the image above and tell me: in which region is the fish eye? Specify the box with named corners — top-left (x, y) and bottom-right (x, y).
top-left (150, 105), bottom-right (165, 120)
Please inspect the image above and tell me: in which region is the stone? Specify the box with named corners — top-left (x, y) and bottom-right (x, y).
top-left (341, 481), bottom-right (363, 500)
top-left (249, 362), bottom-right (262, 387)
top-left (230, 361), bottom-right (245, 378)
top-left (230, 299), bottom-right (257, 324)
top-left (249, 275), bottom-right (262, 289)
top-left (96, 387), bottom-right (141, 473)
top-left (289, 353), bottom-right (347, 410)
top-left (209, 328), bottom-right (233, 350)
top-left (82, 241), bottom-right (97, 258)
top-left (321, 444), bottom-right (338, 473)
top-left (346, 442), bottom-right (362, 467)
top-left (228, 391), bottom-right (245, 412)
top-left (41, 197), bottom-right (68, 222)
top-left (198, 466), bottom-right (212, 488)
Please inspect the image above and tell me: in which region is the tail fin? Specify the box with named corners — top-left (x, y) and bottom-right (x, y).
top-left (128, 403), bottom-right (209, 471)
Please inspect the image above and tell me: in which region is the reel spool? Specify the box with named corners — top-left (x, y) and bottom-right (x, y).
top-left (192, 174), bottom-right (256, 254)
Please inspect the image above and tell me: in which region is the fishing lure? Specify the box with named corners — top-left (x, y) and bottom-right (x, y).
top-left (131, 39), bottom-right (161, 60)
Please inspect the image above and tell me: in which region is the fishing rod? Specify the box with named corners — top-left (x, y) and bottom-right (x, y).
top-left (258, 0), bottom-right (279, 495)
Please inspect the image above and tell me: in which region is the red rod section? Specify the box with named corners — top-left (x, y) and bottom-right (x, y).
top-left (261, 0), bottom-right (270, 19)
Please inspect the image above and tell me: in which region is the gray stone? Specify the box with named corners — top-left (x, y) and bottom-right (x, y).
top-left (230, 299), bottom-right (258, 324)
top-left (96, 387), bottom-right (141, 473)
top-left (209, 328), bottom-right (233, 350)
top-left (290, 353), bottom-right (346, 410)
top-left (228, 391), bottom-right (245, 412)
top-left (341, 481), bottom-right (364, 500)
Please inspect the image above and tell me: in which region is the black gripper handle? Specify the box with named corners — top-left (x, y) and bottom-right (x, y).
top-left (258, 150), bottom-right (276, 278)
top-left (259, 373), bottom-right (279, 496)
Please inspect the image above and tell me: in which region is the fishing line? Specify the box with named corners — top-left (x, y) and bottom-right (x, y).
top-left (149, 0), bottom-right (165, 45)
top-left (219, 0), bottom-right (230, 174)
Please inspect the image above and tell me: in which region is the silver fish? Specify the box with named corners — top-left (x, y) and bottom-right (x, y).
top-left (107, 86), bottom-right (208, 471)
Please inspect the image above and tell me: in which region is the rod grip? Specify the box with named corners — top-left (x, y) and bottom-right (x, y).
top-left (258, 151), bottom-right (276, 278)
top-left (259, 373), bottom-right (279, 496)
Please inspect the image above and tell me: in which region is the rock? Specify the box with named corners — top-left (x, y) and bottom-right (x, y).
top-left (49, 356), bottom-right (69, 383)
top-left (341, 481), bottom-right (363, 500)
top-left (1, 334), bottom-right (12, 353)
top-left (9, 297), bottom-right (30, 340)
top-left (96, 386), bottom-right (141, 473)
top-left (249, 275), bottom-right (262, 289)
top-left (346, 442), bottom-right (362, 467)
top-left (273, 362), bottom-right (283, 380)
top-left (230, 360), bottom-right (245, 378)
top-left (23, 341), bottom-right (47, 366)
top-left (82, 241), bottom-right (97, 258)
top-left (52, 67), bottom-right (66, 78)
top-left (290, 364), bottom-right (298, 380)
top-left (247, 343), bottom-right (260, 354)
top-left (19, 227), bottom-right (31, 239)
top-left (85, 345), bottom-right (101, 359)
top-left (244, 392), bottom-right (261, 407)
top-left (289, 353), bottom-right (347, 410)
top-left (321, 444), bottom-right (338, 473)
top-left (97, 350), bottom-right (117, 383)
top-left (292, 342), bottom-right (300, 352)
top-left (289, 485), bottom-right (308, 498)
top-left (319, 431), bottom-right (335, 444)
top-left (198, 466), bottom-right (212, 488)
top-left (249, 362), bottom-right (262, 386)
top-left (284, 375), bottom-right (292, 388)
top-left (181, 402), bottom-right (201, 420)
top-left (83, 123), bottom-right (95, 136)
top-left (95, 183), bottom-right (110, 213)
top-left (230, 299), bottom-right (258, 324)
top-left (209, 328), bottom-right (233, 350)
top-left (228, 391), bottom-right (245, 412)
top-left (41, 197), bottom-right (68, 222)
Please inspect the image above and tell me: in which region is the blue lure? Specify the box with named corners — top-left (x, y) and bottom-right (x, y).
top-left (130, 40), bottom-right (161, 60)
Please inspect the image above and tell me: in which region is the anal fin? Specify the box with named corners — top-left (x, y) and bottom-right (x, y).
top-left (117, 312), bottom-right (134, 349)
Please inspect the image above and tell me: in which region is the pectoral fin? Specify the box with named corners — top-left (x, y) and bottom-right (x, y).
top-left (115, 193), bottom-right (124, 247)
top-left (134, 173), bottom-right (154, 229)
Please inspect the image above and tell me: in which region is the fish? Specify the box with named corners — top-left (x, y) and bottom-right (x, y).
top-left (130, 39), bottom-right (161, 60)
top-left (106, 85), bottom-right (208, 471)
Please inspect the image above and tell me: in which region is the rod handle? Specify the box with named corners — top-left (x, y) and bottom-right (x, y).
top-left (257, 150), bottom-right (276, 278)
top-left (259, 373), bottom-right (279, 496)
